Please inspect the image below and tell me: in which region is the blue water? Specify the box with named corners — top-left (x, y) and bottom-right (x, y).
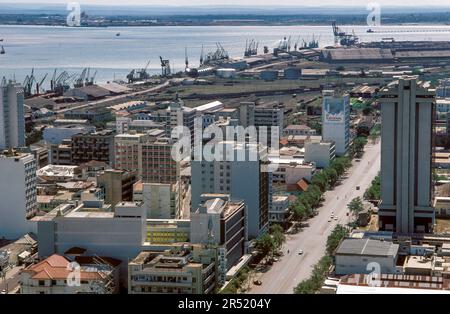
top-left (1, 24), bottom-right (450, 85)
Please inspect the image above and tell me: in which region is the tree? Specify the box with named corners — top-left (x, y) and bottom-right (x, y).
top-left (291, 203), bottom-right (308, 221)
top-left (364, 174), bottom-right (381, 201)
top-left (270, 224), bottom-right (286, 249)
top-left (348, 197), bottom-right (364, 216)
top-left (326, 224), bottom-right (348, 256)
top-left (324, 168), bottom-right (339, 187)
top-left (312, 172), bottom-right (328, 193)
top-left (255, 234), bottom-right (276, 260)
top-left (352, 137), bottom-right (368, 157)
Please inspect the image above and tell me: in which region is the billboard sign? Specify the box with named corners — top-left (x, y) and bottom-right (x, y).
top-left (324, 98), bottom-right (345, 123)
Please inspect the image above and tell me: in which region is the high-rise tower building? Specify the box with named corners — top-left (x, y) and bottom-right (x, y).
top-left (0, 79), bottom-right (25, 150)
top-left (379, 76), bottom-right (435, 234)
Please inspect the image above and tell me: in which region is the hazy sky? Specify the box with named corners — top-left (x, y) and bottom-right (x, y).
top-left (1, 0), bottom-right (449, 6)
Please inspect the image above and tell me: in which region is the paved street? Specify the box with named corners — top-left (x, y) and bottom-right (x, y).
top-left (0, 266), bottom-right (23, 294)
top-left (249, 140), bottom-right (381, 294)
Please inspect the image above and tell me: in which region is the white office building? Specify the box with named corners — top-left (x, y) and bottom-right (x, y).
top-left (322, 90), bottom-right (350, 156)
top-left (191, 141), bottom-right (271, 239)
top-left (0, 79), bottom-right (25, 150)
top-left (0, 152), bottom-right (37, 239)
top-left (304, 140), bottom-right (336, 169)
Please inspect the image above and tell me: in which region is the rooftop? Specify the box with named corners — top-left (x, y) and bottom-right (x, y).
top-left (336, 238), bottom-right (399, 257)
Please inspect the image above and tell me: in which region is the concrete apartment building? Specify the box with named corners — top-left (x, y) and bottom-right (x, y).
top-left (379, 76), bottom-right (435, 233)
top-left (190, 194), bottom-right (247, 275)
top-left (322, 90), bottom-right (350, 156)
top-left (141, 137), bottom-right (178, 184)
top-left (50, 139), bottom-right (73, 165)
top-left (128, 246), bottom-right (217, 294)
top-left (0, 151), bottom-right (37, 239)
top-left (97, 169), bottom-right (137, 207)
top-left (191, 141), bottom-right (270, 239)
top-left (114, 133), bottom-right (149, 178)
top-left (304, 140), bottom-right (336, 169)
top-left (71, 130), bottom-right (115, 166)
top-left (0, 79), bottom-right (25, 150)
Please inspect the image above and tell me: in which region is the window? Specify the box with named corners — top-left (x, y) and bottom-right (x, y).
top-left (51, 280), bottom-right (56, 285)
top-left (38, 280), bottom-right (45, 286)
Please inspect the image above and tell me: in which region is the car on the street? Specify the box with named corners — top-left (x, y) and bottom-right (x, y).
top-left (298, 250), bottom-right (304, 255)
top-left (1, 289), bottom-right (6, 294)
top-left (254, 280), bottom-right (263, 286)
top-left (356, 186), bottom-right (361, 191)
top-left (328, 219), bottom-right (332, 222)
top-left (334, 217), bottom-right (338, 221)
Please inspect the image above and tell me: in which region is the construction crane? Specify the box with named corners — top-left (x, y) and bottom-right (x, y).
top-left (332, 20), bottom-right (358, 47)
top-left (160, 56), bottom-right (171, 77)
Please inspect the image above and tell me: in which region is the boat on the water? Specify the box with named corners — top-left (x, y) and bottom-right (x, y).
top-left (0, 46), bottom-right (5, 54)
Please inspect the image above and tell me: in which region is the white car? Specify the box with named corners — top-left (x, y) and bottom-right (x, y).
top-left (1, 289), bottom-right (6, 294)
top-left (298, 250), bottom-right (304, 255)
top-left (334, 217), bottom-right (339, 221)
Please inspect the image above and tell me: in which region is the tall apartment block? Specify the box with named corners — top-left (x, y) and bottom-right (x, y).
top-left (0, 151), bottom-right (37, 239)
top-left (71, 130), bottom-right (115, 166)
top-left (379, 76), bottom-right (435, 234)
top-left (0, 79), bottom-right (25, 150)
top-left (142, 137), bottom-right (178, 184)
top-left (322, 90), bottom-right (350, 156)
top-left (114, 133), bottom-right (149, 178)
top-left (191, 141), bottom-right (270, 239)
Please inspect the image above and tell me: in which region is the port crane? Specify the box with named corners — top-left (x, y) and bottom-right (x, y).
top-left (201, 43), bottom-right (229, 66)
top-left (35, 73), bottom-right (48, 95)
top-left (127, 60), bottom-right (151, 83)
top-left (244, 39), bottom-right (259, 57)
top-left (74, 68), bottom-right (88, 88)
top-left (160, 56), bottom-right (171, 77)
top-left (50, 70), bottom-right (74, 95)
top-left (23, 69), bottom-right (36, 97)
top-left (332, 21), bottom-right (358, 47)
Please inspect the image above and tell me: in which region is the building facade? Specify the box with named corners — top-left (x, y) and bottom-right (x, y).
top-left (0, 151), bottom-right (37, 239)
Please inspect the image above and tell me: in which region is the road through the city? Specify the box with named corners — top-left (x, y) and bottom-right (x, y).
top-left (249, 140), bottom-right (381, 294)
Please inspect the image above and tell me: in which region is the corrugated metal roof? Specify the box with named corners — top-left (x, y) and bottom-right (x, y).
top-left (336, 238), bottom-right (399, 257)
